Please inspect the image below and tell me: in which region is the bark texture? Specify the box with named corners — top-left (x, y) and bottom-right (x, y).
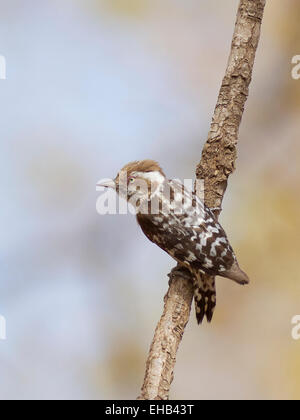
top-left (137, 267), bottom-right (193, 400)
top-left (138, 0), bottom-right (266, 400)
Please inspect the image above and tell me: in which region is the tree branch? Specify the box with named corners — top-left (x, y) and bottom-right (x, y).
top-left (138, 0), bottom-right (266, 400)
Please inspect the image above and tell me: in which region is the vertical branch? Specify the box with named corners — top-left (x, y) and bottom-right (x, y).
top-left (138, 0), bottom-right (266, 400)
top-left (137, 267), bottom-right (193, 400)
top-left (196, 0), bottom-right (266, 208)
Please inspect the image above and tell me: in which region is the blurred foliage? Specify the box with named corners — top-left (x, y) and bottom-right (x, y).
top-left (92, 337), bottom-right (144, 398)
top-left (96, 0), bottom-right (150, 18)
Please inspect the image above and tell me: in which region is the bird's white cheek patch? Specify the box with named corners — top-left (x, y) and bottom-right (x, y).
top-left (135, 171), bottom-right (165, 185)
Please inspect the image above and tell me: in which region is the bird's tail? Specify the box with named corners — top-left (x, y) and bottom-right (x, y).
top-left (193, 274), bottom-right (216, 324)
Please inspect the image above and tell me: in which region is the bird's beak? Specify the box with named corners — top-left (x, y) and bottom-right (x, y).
top-left (96, 179), bottom-right (116, 190)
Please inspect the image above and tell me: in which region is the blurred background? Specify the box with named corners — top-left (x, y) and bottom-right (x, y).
top-left (0, 0), bottom-right (300, 400)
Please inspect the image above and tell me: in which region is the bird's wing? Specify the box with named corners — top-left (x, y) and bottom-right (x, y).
top-left (137, 179), bottom-right (235, 275)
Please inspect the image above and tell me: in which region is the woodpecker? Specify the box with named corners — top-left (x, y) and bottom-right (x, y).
top-left (98, 160), bottom-right (249, 323)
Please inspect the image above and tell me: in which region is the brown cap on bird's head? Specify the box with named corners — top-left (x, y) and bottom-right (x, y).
top-left (119, 160), bottom-right (165, 178)
top-left (97, 159), bottom-right (166, 193)
top-left (113, 159), bottom-right (165, 188)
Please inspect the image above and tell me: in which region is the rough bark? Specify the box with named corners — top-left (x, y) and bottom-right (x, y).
top-left (138, 0), bottom-right (266, 400)
top-left (137, 267), bottom-right (193, 400)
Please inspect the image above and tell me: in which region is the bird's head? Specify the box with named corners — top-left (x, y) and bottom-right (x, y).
top-left (98, 160), bottom-right (166, 202)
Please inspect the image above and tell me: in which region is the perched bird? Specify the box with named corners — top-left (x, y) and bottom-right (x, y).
top-left (98, 159), bottom-right (249, 323)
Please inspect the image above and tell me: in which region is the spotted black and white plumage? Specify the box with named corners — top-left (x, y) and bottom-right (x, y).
top-left (100, 160), bottom-right (249, 323)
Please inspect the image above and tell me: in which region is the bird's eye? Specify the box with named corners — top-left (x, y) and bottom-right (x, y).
top-left (129, 177), bottom-right (135, 183)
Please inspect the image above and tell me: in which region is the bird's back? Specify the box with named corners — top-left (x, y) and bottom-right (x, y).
top-left (136, 179), bottom-right (235, 277)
